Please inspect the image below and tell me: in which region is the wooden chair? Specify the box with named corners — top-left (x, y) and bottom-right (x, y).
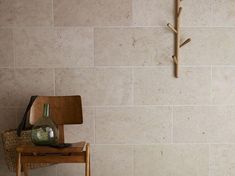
top-left (16, 96), bottom-right (90, 176)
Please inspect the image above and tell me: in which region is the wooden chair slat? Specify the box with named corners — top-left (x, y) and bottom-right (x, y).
top-left (29, 96), bottom-right (83, 125)
top-left (21, 155), bottom-right (86, 163)
top-left (17, 142), bottom-right (85, 153)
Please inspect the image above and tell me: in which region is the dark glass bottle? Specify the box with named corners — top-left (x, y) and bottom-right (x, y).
top-left (31, 104), bottom-right (59, 146)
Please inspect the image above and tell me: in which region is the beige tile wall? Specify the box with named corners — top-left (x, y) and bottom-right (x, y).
top-left (0, 0), bottom-right (235, 176)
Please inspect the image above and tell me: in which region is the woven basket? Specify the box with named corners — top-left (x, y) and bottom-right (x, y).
top-left (1, 129), bottom-right (51, 172)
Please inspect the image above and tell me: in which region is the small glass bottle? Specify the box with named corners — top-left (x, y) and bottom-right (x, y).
top-left (31, 104), bottom-right (59, 146)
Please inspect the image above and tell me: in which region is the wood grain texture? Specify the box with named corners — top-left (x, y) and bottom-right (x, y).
top-left (29, 95), bottom-right (83, 125)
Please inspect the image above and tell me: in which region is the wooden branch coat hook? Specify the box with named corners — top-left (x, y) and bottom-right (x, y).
top-left (167, 0), bottom-right (191, 78)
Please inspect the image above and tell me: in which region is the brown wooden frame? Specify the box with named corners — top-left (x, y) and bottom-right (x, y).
top-left (15, 96), bottom-right (90, 176)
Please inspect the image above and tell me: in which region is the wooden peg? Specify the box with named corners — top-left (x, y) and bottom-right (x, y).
top-left (167, 0), bottom-right (190, 78)
top-left (167, 23), bottom-right (177, 34)
top-left (172, 55), bottom-right (178, 64)
top-left (178, 7), bottom-right (182, 17)
top-left (180, 38), bottom-right (191, 48)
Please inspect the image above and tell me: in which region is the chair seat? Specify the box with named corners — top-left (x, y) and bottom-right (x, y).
top-left (16, 141), bottom-right (85, 154)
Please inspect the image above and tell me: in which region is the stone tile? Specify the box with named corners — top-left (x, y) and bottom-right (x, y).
top-left (209, 29), bottom-right (235, 65)
top-left (55, 68), bottom-right (95, 106)
top-left (54, 28), bottom-right (94, 67)
top-left (0, 0), bottom-right (14, 26)
top-left (95, 107), bottom-right (172, 144)
top-left (14, 28), bottom-right (93, 67)
top-left (64, 108), bottom-right (94, 144)
top-left (134, 67), bottom-right (211, 105)
top-left (173, 106), bottom-right (235, 143)
top-left (55, 68), bottom-right (132, 106)
top-left (0, 68), bottom-right (54, 107)
top-left (15, 108), bottom-right (26, 125)
top-left (212, 67), bottom-right (235, 104)
top-left (54, 0), bottom-right (132, 26)
top-left (181, 0), bottom-right (212, 27)
top-left (95, 28), bottom-right (173, 66)
top-left (181, 28), bottom-right (235, 65)
top-left (14, 28), bottom-right (53, 67)
top-left (0, 0), bottom-right (52, 26)
top-left (14, 69), bottom-right (54, 106)
top-left (134, 145), bottom-right (209, 176)
top-left (14, 0), bottom-right (52, 26)
top-left (29, 165), bottom-right (57, 176)
top-left (0, 29), bottom-right (13, 67)
top-left (57, 164), bottom-right (85, 176)
top-left (93, 145), bottom-right (133, 176)
top-left (133, 0), bottom-right (212, 26)
top-left (0, 69), bottom-right (16, 107)
top-left (133, 0), bottom-right (173, 26)
top-left (212, 0), bottom-right (235, 26)
top-left (0, 108), bottom-right (16, 132)
top-left (180, 28), bottom-right (210, 65)
top-left (93, 68), bottom-right (132, 106)
top-left (210, 145), bottom-right (235, 176)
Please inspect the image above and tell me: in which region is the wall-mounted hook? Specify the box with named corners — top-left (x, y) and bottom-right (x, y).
top-left (180, 38), bottom-right (191, 48)
top-left (167, 23), bottom-right (178, 34)
top-left (172, 55), bottom-right (178, 64)
top-left (178, 7), bottom-right (182, 17)
top-left (167, 0), bottom-right (191, 78)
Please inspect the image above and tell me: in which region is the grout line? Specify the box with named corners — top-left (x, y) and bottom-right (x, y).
top-left (2, 104), bottom-right (235, 109)
top-left (54, 26), bottom-right (235, 28)
top-left (14, 107), bottom-right (18, 127)
top-left (1, 65), bottom-right (235, 69)
top-left (0, 67), bottom-right (15, 69)
top-left (86, 104), bottom-right (235, 107)
top-left (92, 26), bottom-right (235, 28)
top-left (0, 107), bottom-right (21, 109)
top-left (12, 28), bottom-right (16, 69)
top-left (132, 145), bottom-right (135, 176)
top-left (92, 143), bottom-right (235, 145)
top-left (92, 27), bottom-right (95, 67)
top-left (0, 104), bottom-right (235, 109)
top-left (208, 143), bottom-right (211, 176)
top-left (53, 68), bottom-right (56, 96)
top-left (1, 26), bottom-right (235, 29)
top-left (210, 0), bottom-right (214, 28)
top-left (94, 107), bottom-right (96, 144)
top-left (55, 165), bottom-right (58, 176)
top-left (131, 0), bottom-right (134, 27)
top-left (131, 68), bottom-right (134, 106)
top-left (210, 65), bottom-right (213, 104)
top-left (171, 106), bottom-right (174, 144)
top-left (51, 0), bottom-right (54, 26)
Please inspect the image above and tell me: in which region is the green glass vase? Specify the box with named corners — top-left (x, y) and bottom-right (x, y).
top-left (31, 104), bottom-right (59, 146)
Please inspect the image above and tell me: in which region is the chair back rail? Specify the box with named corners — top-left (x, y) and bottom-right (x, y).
top-left (29, 95), bottom-right (83, 143)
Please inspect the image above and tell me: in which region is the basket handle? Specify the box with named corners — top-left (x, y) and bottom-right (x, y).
top-left (17, 96), bottom-right (38, 136)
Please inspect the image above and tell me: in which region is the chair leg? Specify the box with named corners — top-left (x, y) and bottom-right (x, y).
top-left (89, 158), bottom-right (91, 176)
top-left (23, 163), bottom-right (29, 176)
top-left (85, 143), bottom-right (90, 176)
top-left (16, 152), bottom-right (21, 176)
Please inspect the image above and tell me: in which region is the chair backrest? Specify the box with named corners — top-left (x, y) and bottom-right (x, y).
top-left (29, 95), bottom-right (83, 125)
top-left (29, 95), bottom-right (83, 143)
